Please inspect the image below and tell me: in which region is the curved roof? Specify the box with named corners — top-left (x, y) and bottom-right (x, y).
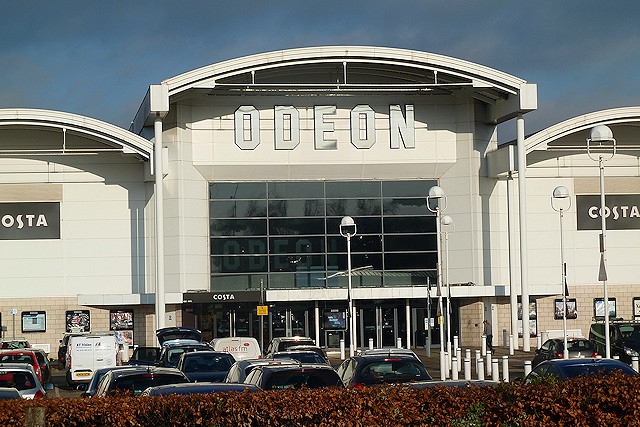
top-left (525, 106), bottom-right (640, 153)
top-left (0, 109), bottom-right (153, 160)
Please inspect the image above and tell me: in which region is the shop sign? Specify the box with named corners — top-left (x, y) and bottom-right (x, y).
top-left (0, 202), bottom-right (60, 239)
top-left (576, 194), bottom-right (640, 230)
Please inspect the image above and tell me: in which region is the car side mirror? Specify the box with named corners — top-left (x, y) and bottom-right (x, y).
top-left (45, 383), bottom-right (55, 391)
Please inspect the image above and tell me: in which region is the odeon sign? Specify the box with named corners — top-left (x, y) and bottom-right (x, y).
top-left (234, 104), bottom-right (416, 150)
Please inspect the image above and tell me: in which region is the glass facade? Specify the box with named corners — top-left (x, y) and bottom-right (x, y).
top-left (209, 180), bottom-right (438, 291)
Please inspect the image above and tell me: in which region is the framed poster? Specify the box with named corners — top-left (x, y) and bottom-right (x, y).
top-left (21, 311), bottom-right (46, 333)
top-left (323, 309), bottom-right (347, 330)
top-left (110, 310), bottom-right (133, 331)
top-left (594, 298), bottom-right (616, 318)
top-left (114, 330), bottom-right (134, 346)
top-left (634, 298), bottom-right (640, 321)
top-left (554, 298), bottom-right (578, 320)
top-left (517, 301), bottom-right (537, 337)
top-left (65, 310), bottom-right (90, 333)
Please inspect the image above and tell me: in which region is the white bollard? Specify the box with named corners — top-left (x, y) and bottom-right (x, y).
top-left (524, 360), bottom-right (532, 377)
top-left (475, 349), bottom-right (481, 374)
top-left (451, 357), bottom-right (459, 380)
top-left (464, 358), bottom-right (471, 380)
top-left (633, 356), bottom-right (639, 372)
top-left (502, 356), bottom-right (509, 382)
top-left (397, 337), bottom-right (402, 349)
top-left (465, 348), bottom-right (472, 364)
top-left (492, 360), bottom-right (499, 381)
top-left (453, 336), bottom-right (459, 354)
top-left (440, 350), bottom-right (447, 380)
top-left (481, 335), bottom-right (487, 356)
top-left (457, 348), bottom-right (462, 372)
top-left (509, 334), bottom-right (514, 355)
top-left (486, 351), bottom-right (492, 376)
top-left (340, 339), bottom-right (345, 360)
top-left (477, 359), bottom-right (484, 380)
top-left (368, 338), bottom-right (374, 350)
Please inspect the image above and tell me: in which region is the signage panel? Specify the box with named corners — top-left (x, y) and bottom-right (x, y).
top-left (183, 291), bottom-right (261, 303)
top-left (576, 194), bottom-right (640, 230)
top-left (0, 202), bottom-right (60, 239)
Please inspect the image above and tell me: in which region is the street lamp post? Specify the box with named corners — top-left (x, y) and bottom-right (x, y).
top-left (441, 215), bottom-right (454, 366)
top-left (551, 186), bottom-right (571, 359)
top-left (340, 216), bottom-right (357, 357)
top-left (587, 124), bottom-right (616, 359)
top-left (427, 185), bottom-right (447, 380)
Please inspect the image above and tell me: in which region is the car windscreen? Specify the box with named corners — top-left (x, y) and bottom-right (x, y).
top-left (360, 360), bottom-right (431, 384)
top-left (112, 374), bottom-right (187, 395)
top-left (265, 369), bottom-right (341, 390)
top-left (0, 355), bottom-right (34, 365)
top-left (619, 325), bottom-right (640, 346)
top-left (182, 354), bottom-right (234, 372)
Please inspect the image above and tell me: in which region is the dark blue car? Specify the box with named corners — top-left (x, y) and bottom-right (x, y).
top-left (524, 358), bottom-right (637, 383)
top-left (176, 351), bottom-right (236, 382)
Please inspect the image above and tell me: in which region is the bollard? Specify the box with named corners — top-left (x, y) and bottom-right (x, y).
top-left (502, 356), bottom-right (509, 382)
top-left (457, 348), bottom-right (462, 372)
top-left (633, 355), bottom-right (639, 372)
top-left (453, 336), bottom-right (459, 354)
top-left (475, 349), bottom-right (481, 374)
top-left (440, 350), bottom-right (447, 380)
top-left (481, 335), bottom-right (487, 356)
top-left (477, 359), bottom-right (484, 380)
top-left (492, 360), bottom-right (499, 381)
top-left (464, 358), bottom-right (471, 380)
top-left (25, 407), bottom-right (46, 427)
top-left (509, 334), bottom-right (514, 355)
top-left (465, 348), bottom-right (471, 364)
top-left (486, 351), bottom-right (492, 376)
top-left (445, 351), bottom-right (450, 375)
top-left (451, 357), bottom-right (459, 380)
top-left (524, 360), bottom-right (532, 377)
top-left (368, 338), bottom-right (374, 350)
top-left (340, 339), bottom-right (345, 360)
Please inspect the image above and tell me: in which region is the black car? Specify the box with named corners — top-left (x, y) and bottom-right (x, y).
top-left (336, 354), bottom-right (432, 388)
top-left (176, 351), bottom-right (236, 382)
top-left (264, 337), bottom-right (316, 358)
top-left (93, 366), bottom-right (189, 396)
top-left (533, 338), bottom-right (597, 367)
top-left (243, 364), bottom-right (343, 390)
top-left (157, 342), bottom-right (213, 368)
top-left (523, 358), bottom-right (637, 384)
top-left (141, 382), bottom-right (260, 396)
top-left (127, 347), bottom-right (160, 366)
top-left (156, 327), bottom-right (202, 344)
top-left (269, 351), bottom-right (329, 365)
top-left (224, 358), bottom-right (300, 383)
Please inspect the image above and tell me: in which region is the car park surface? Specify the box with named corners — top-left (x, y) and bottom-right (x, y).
top-left (93, 366), bottom-right (189, 397)
top-left (141, 382), bottom-right (260, 396)
top-left (336, 354), bottom-right (432, 388)
top-left (244, 363), bottom-right (343, 390)
top-left (176, 351), bottom-right (236, 382)
top-left (523, 358), bottom-right (637, 384)
top-left (532, 338), bottom-right (597, 367)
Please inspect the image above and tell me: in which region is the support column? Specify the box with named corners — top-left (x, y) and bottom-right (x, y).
top-left (154, 116), bottom-right (166, 334)
top-left (516, 114), bottom-right (530, 351)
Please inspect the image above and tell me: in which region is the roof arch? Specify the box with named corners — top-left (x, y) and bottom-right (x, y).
top-left (525, 106), bottom-right (640, 153)
top-left (0, 109), bottom-right (153, 161)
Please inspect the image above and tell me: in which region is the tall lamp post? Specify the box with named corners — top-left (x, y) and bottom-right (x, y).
top-left (551, 186), bottom-right (571, 359)
top-left (587, 125), bottom-right (616, 359)
top-left (427, 185), bottom-right (447, 380)
top-left (340, 216), bottom-right (357, 357)
top-left (441, 215), bottom-right (454, 364)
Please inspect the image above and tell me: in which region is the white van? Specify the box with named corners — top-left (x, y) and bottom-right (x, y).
top-left (211, 337), bottom-right (261, 361)
top-left (65, 332), bottom-right (121, 386)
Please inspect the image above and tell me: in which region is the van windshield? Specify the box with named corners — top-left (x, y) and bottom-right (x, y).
top-left (619, 325), bottom-right (640, 344)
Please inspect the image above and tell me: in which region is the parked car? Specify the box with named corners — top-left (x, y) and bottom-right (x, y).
top-left (156, 342), bottom-right (213, 368)
top-left (127, 347), bottom-right (160, 366)
top-left (0, 363), bottom-right (50, 399)
top-left (78, 366), bottom-right (137, 397)
top-left (589, 321), bottom-right (640, 364)
top-left (523, 358), bottom-right (638, 384)
top-left (336, 354), bottom-right (432, 388)
top-left (264, 336), bottom-right (316, 358)
top-left (358, 348), bottom-right (420, 360)
top-left (141, 382), bottom-right (260, 396)
top-left (0, 350), bottom-right (44, 384)
top-left (533, 338), bottom-right (597, 367)
top-left (224, 358), bottom-right (300, 383)
top-left (244, 364), bottom-right (343, 390)
top-left (211, 337), bottom-right (262, 361)
top-left (58, 333), bottom-right (88, 369)
top-left (31, 348), bottom-right (52, 385)
top-left (285, 345), bottom-right (329, 364)
top-left (176, 351), bottom-right (236, 382)
top-left (269, 350), bottom-right (329, 365)
top-left (1, 339), bottom-right (31, 350)
top-left (93, 366), bottom-right (189, 397)
top-left (156, 327), bottom-right (202, 345)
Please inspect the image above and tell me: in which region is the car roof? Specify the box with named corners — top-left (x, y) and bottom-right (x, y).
top-left (109, 366), bottom-right (185, 378)
top-left (144, 382), bottom-right (260, 395)
top-left (351, 354), bottom-right (423, 362)
top-left (256, 363), bottom-right (332, 372)
top-left (0, 363), bottom-right (36, 373)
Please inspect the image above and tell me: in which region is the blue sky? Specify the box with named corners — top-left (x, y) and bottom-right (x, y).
top-left (1, 1), bottom-right (638, 141)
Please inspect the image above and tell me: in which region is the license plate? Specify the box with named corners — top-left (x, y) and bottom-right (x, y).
top-left (76, 372), bottom-right (91, 377)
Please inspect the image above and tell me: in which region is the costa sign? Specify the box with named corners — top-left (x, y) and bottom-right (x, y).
top-left (576, 195), bottom-right (640, 230)
top-left (0, 202), bottom-right (60, 239)
top-left (235, 104), bottom-right (416, 150)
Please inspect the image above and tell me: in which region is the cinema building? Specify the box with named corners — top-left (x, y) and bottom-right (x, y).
top-left (1, 46), bottom-right (639, 354)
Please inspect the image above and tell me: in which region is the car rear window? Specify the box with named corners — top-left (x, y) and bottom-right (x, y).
top-left (278, 340), bottom-right (315, 352)
top-left (0, 354), bottom-right (34, 364)
top-left (265, 369), bottom-right (341, 390)
top-left (360, 360), bottom-right (430, 383)
top-left (566, 340), bottom-right (594, 352)
top-left (0, 371), bottom-right (36, 390)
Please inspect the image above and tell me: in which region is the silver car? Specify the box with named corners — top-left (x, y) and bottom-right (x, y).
top-left (0, 363), bottom-right (49, 399)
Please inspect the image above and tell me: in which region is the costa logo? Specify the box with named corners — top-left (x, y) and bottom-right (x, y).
top-left (212, 294), bottom-right (235, 301)
top-left (588, 205), bottom-right (640, 220)
top-left (1, 214), bottom-right (49, 229)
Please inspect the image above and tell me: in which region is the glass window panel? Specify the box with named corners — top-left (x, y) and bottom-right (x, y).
top-left (327, 216), bottom-right (382, 234)
top-left (326, 199), bottom-right (381, 216)
top-left (384, 234), bottom-right (435, 252)
top-left (211, 237), bottom-right (267, 255)
top-left (269, 218), bottom-right (325, 235)
top-left (268, 199), bottom-right (324, 217)
top-left (383, 216), bottom-right (434, 233)
top-left (327, 253), bottom-right (383, 271)
top-left (209, 182), bottom-right (266, 200)
top-left (269, 254), bottom-right (325, 272)
top-left (210, 200), bottom-right (267, 218)
top-left (268, 182), bottom-right (324, 199)
top-left (382, 180), bottom-right (437, 197)
top-left (210, 274), bottom-right (267, 291)
top-left (384, 252), bottom-right (436, 270)
top-left (210, 219), bottom-right (267, 236)
top-left (326, 235), bottom-right (382, 253)
top-left (383, 198), bottom-right (428, 216)
top-left (326, 181), bottom-right (381, 198)
top-left (211, 255), bottom-right (268, 273)
top-left (269, 236), bottom-right (325, 254)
